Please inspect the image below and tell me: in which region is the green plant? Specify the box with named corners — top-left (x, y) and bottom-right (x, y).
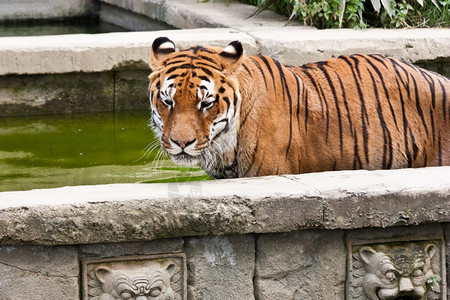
top-left (289, 0), bottom-right (367, 28)
top-left (241, 0), bottom-right (449, 28)
top-left (384, 1), bottom-right (414, 27)
top-left (426, 275), bottom-right (439, 288)
top-left (377, 0), bottom-right (449, 27)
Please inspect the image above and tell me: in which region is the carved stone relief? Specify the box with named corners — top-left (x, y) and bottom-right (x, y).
top-left (348, 240), bottom-right (444, 300)
top-left (82, 253), bottom-right (186, 300)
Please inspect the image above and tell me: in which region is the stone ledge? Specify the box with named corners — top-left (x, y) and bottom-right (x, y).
top-left (251, 27), bottom-right (450, 66)
top-left (0, 167), bottom-right (448, 246)
top-left (0, 0), bottom-right (449, 75)
top-left (0, 29), bottom-right (259, 75)
top-left (100, 0), bottom-right (289, 29)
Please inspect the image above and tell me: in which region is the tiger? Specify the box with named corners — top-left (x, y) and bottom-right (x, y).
top-left (148, 36), bottom-right (449, 179)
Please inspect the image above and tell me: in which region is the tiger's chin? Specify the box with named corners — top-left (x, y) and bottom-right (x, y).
top-left (170, 153), bottom-right (201, 166)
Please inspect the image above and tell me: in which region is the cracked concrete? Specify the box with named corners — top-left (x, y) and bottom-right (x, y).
top-left (0, 167), bottom-right (448, 299)
top-left (0, 167), bottom-right (448, 246)
top-left (255, 230), bottom-right (346, 299)
top-left (0, 227), bottom-right (447, 300)
top-left (0, 245), bottom-right (79, 299)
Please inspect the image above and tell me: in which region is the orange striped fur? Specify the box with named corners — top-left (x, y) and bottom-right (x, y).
top-left (149, 37), bottom-right (449, 178)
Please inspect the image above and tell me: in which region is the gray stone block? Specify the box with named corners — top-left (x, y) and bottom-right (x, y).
top-left (80, 238), bottom-right (184, 258)
top-left (0, 245), bottom-right (79, 300)
top-left (347, 224), bottom-right (444, 244)
top-left (255, 230), bottom-right (346, 300)
top-left (99, 2), bottom-right (173, 31)
top-left (0, 167), bottom-right (448, 246)
top-left (445, 223), bottom-right (450, 299)
top-left (101, 0), bottom-right (166, 21)
top-left (82, 253), bottom-right (187, 300)
top-left (251, 27), bottom-right (450, 67)
top-left (347, 225), bottom-right (446, 300)
top-left (0, 0), bottom-right (96, 21)
top-left (185, 235), bottom-right (255, 300)
top-left (114, 69), bottom-right (151, 111)
top-left (0, 72), bottom-right (114, 116)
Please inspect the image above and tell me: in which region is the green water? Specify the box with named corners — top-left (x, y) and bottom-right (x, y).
top-left (0, 19), bottom-right (130, 37)
top-left (0, 111), bottom-right (209, 192)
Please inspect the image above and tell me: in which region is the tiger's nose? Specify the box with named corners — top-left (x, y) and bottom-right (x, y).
top-left (170, 138), bottom-right (196, 149)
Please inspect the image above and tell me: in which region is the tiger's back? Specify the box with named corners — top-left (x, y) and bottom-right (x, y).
top-left (236, 53), bottom-right (449, 176)
top-left (290, 54), bottom-right (449, 172)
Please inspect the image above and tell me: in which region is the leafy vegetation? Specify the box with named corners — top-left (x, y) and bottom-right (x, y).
top-left (238, 0), bottom-right (449, 29)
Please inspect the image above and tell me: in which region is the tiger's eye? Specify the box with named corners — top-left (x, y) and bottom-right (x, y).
top-left (162, 99), bottom-right (174, 107)
top-left (200, 101), bottom-right (213, 111)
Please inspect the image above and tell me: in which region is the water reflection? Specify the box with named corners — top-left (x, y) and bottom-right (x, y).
top-left (0, 111), bottom-right (209, 192)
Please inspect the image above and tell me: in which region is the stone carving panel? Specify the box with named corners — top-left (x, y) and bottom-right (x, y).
top-left (348, 240), bottom-right (444, 300)
top-left (82, 253), bottom-right (186, 300)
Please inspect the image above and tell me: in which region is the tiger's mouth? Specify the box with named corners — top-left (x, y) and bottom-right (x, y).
top-left (170, 152), bottom-right (201, 166)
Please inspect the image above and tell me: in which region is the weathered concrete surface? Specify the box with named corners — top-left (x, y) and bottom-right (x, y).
top-left (115, 69), bottom-right (152, 111)
top-left (1, 28), bottom-right (448, 76)
top-left (101, 0), bottom-right (450, 65)
top-left (0, 245), bottom-right (79, 299)
top-left (0, 72), bottom-right (114, 115)
top-left (99, 2), bottom-right (174, 31)
top-left (346, 224), bottom-right (447, 300)
top-left (416, 59), bottom-right (450, 78)
top-left (251, 27), bottom-right (450, 66)
top-left (347, 223), bottom-right (444, 245)
top-left (0, 0), bottom-right (448, 76)
top-left (255, 230), bottom-right (346, 299)
top-left (101, 0), bottom-right (289, 29)
top-left (0, 29), bottom-right (259, 75)
top-left (79, 238), bottom-right (184, 258)
top-left (445, 223), bottom-right (450, 298)
top-left (0, 0), bottom-right (96, 22)
top-left (185, 235), bottom-right (255, 300)
top-left (0, 69), bottom-right (151, 115)
top-left (0, 228), bottom-right (448, 300)
top-left (0, 167), bottom-right (448, 246)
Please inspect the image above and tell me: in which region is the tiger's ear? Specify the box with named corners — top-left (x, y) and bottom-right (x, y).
top-left (219, 41), bottom-right (244, 74)
top-left (151, 37), bottom-right (176, 70)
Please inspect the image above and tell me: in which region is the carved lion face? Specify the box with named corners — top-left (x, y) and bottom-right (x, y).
top-left (358, 243), bottom-right (438, 300)
top-left (94, 261), bottom-right (179, 300)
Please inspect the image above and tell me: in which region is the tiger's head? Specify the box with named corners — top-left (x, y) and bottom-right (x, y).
top-left (149, 37), bottom-right (243, 173)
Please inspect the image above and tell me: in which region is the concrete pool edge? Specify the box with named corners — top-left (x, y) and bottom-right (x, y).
top-left (1, 27), bottom-right (449, 76)
top-left (0, 0), bottom-right (449, 75)
top-left (1, 0), bottom-right (448, 116)
top-left (0, 167), bottom-right (448, 246)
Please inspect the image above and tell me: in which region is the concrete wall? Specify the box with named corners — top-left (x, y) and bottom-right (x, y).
top-left (0, 167), bottom-right (448, 299)
top-left (0, 0), bottom-right (449, 116)
top-left (0, 27), bottom-right (449, 116)
top-left (0, 0), bottom-right (97, 22)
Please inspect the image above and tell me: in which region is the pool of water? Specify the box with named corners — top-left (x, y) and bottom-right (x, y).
top-left (0, 19), bottom-right (129, 37)
top-left (0, 110), bottom-right (209, 192)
